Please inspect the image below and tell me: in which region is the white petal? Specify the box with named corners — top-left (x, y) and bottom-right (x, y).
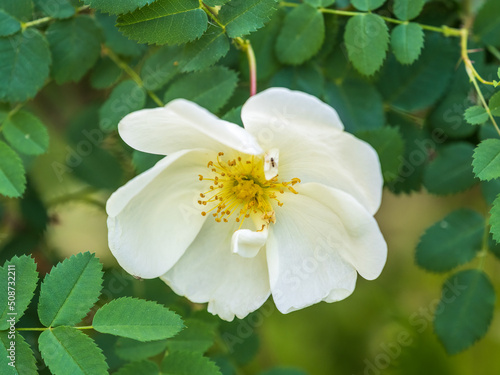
top-left (267, 182), bottom-right (387, 314)
top-left (241, 88), bottom-right (382, 214)
top-left (106, 149), bottom-right (213, 279)
top-left (162, 219), bottom-right (270, 321)
top-left (231, 227), bottom-right (268, 258)
top-left (119, 99), bottom-right (263, 156)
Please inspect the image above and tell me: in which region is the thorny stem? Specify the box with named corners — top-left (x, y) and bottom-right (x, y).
top-left (104, 48), bottom-right (165, 107)
top-left (460, 29), bottom-right (500, 136)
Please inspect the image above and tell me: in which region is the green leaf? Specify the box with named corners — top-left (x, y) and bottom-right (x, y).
top-left (167, 319), bottom-right (215, 353)
top-left (3, 111), bottom-right (49, 155)
top-left (117, 0), bottom-right (208, 45)
top-left (489, 91), bottom-right (500, 116)
top-left (164, 67), bottom-right (238, 113)
top-left (132, 151), bottom-right (163, 174)
top-left (0, 332), bottom-right (37, 375)
top-left (0, 142), bottom-right (26, 198)
top-left (275, 4), bottom-right (324, 65)
top-left (39, 326), bottom-right (108, 375)
top-left (0, 0), bottom-right (33, 21)
top-left (423, 142), bottom-right (477, 195)
top-left (115, 337), bottom-right (168, 361)
top-left (434, 270), bottom-right (496, 354)
top-left (356, 127), bottom-right (405, 183)
top-left (115, 360), bottom-right (159, 375)
top-left (324, 79), bottom-right (385, 132)
top-left (0, 255), bottom-right (38, 329)
top-left (390, 23), bottom-right (424, 65)
top-left (377, 33), bottom-right (459, 111)
top-left (161, 351), bottom-right (222, 375)
top-left (473, 139), bottom-right (500, 181)
top-left (38, 252), bottom-right (103, 327)
top-left (180, 25), bottom-right (230, 72)
top-left (205, 0), bottom-right (230, 5)
top-left (393, 0), bottom-right (425, 21)
top-left (219, 0), bottom-right (278, 38)
top-left (81, 0), bottom-right (157, 15)
top-left (489, 233), bottom-right (500, 259)
top-left (34, 0), bottom-right (75, 19)
top-left (0, 10), bottom-right (21, 36)
top-left (491, 196), bottom-right (500, 243)
top-left (260, 369), bottom-right (307, 375)
top-left (474, 0), bottom-right (500, 47)
top-left (464, 105), bottom-right (489, 125)
top-left (90, 57), bottom-right (123, 89)
top-left (99, 80), bottom-right (147, 132)
top-left (270, 64), bottom-right (324, 97)
top-left (350, 0), bottom-right (386, 11)
top-left (304, 0), bottom-right (335, 6)
top-left (481, 178), bottom-right (500, 205)
top-left (344, 14), bottom-right (389, 76)
top-left (0, 29), bottom-right (51, 102)
top-left (415, 209), bottom-right (485, 273)
top-left (95, 12), bottom-right (145, 58)
top-left (141, 45), bottom-right (182, 91)
top-left (93, 297), bottom-right (184, 341)
top-left (46, 16), bottom-right (102, 84)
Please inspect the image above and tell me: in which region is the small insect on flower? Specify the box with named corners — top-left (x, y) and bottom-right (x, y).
top-left (106, 88), bottom-right (387, 321)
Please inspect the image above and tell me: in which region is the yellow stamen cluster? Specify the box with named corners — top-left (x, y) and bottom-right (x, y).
top-left (198, 152), bottom-right (300, 229)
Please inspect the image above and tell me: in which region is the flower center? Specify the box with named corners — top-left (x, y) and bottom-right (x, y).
top-left (198, 152), bottom-right (300, 229)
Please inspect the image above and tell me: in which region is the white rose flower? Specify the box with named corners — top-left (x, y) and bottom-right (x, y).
top-left (106, 88), bottom-right (387, 321)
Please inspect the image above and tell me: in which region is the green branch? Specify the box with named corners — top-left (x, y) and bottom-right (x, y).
top-left (105, 48), bottom-right (165, 107)
top-left (21, 5), bottom-right (90, 29)
top-left (17, 326), bottom-right (94, 332)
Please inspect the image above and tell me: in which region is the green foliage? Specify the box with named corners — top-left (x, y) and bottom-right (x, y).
top-left (491, 196), bottom-right (500, 243)
top-left (141, 46), bottom-right (182, 91)
top-left (181, 25), bottom-right (230, 72)
top-left (464, 106), bottom-right (489, 125)
top-left (39, 326), bottom-right (108, 375)
top-left (377, 33), bottom-right (458, 111)
top-left (161, 350), bottom-right (222, 375)
top-left (115, 337), bottom-right (168, 362)
top-left (0, 29), bottom-right (51, 103)
top-left (0, 141), bottom-right (26, 198)
top-left (434, 270), bottom-right (496, 354)
top-left (115, 360), bottom-right (160, 375)
top-left (350, 0), bottom-right (386, 11)
top-left (3, 110), bottom-right (49, 155)
top-left (260, 369), bottom-right (307, 375)
top-left (46, 16), bottom-right (102, 83)
top-left (344, 14), bottom-right (389, 76)
top-left (390, 23), bottom-right (424, 65)
top-left (303, 0), bottom-right (335, 6)
top-left (0, 332), bottom-right (37, 375)
top-left (167, 318), bottom-right (216, 353)
top-left (489, 92), bottom-right (500, 116)
top-left (472, 139), bottom-right (500, 181)
top-left (474, 0), bottom-right (500, 47)
top-left (95, 12), bottom-right (145, 58)
top-left (117, 0), bottom-right (208, 45)
top-left (356, 127), bottom-right (405, 183)
top-left (481, 178), bottom-right (500, 206)
top-left (90, 57), bottom-right (123, 89)
top-left (276, 4), bottom-right (324, 65)
top-left (423, 143), bottom-right (477, 195)
top-left (93, 297), bottom-right (184, 341)
top-left (99, 80), bottom-right (147, 132)
top-left (0, 0), bottom-right (33, 20)
top-left (393, 0), bottom-right (425, 21)
top-left (415, 209), bottom-right (485, 273)
top-left (324, 79), bottom-right (384, 132)
top-left (164, 67), bottom-right (238, 112)
top-left (132, 151), bottom-right (163, 174)
top-left (81, 0), bottom-right (157, 15)
top-left (34, 0), bottom-right (75, 19)
top-left (490, 234), bottom-right (500, 259)
top-left (219, 0), bottom-right (278, 38)
top-left (0, 255), bottom-right (38, 329)
top-left (0, 10), bottom-right (21, 36)
top-left (38, 252), bottom-right (103, 327)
